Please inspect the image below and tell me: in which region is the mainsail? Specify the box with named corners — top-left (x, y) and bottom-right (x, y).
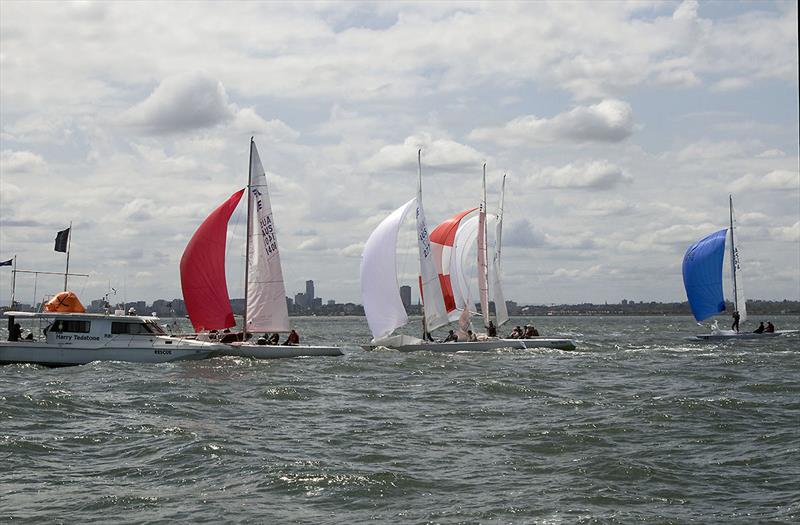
top-left (430, 207), bottom-right (478, 319)
top-left (682, 228), bottom-right (727, 322)
top-left (180, 189), bottom-right (245, 331)
top-left (245, 140), bottom-right (290, 333)
top-left (728, 196), bottom-right (747, 323)
top-left (361, 199), bottom-right (416, 342)
top-left (416, 152), bottom-right (449, 332)
top-left (491, 175), bottom-right (509, 327)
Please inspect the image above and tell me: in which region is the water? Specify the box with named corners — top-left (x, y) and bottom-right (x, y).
top-left (2, 315), bottom-right (799, 524)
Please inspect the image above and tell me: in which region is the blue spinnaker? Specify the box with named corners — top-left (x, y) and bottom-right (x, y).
top-left (682, 228), bottom-right (727, 322)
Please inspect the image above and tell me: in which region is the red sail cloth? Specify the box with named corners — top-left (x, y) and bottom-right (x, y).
top-left (430, 207), bottom-right (477, 312)
top-left (180, 189), bottom-right (244, 331)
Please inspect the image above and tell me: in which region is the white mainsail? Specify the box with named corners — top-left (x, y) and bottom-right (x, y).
top-left (361, 199), bottom-right (416, 342)
top-left (491, 174), bottom-right (509, 327)
top-left (728, 196), bottom-right (747, 323)
top-left (245, 140), bottom-right (290, 333)
top-left (477, 165), bottom-right (490, 328)
top-left (417, 152), bottom-right (449, 332)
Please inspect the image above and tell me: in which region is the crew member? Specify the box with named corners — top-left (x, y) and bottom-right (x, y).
top-left (283, 329), bottom-right (300, 346)
top-left (753, 322), bottom-right (765, 334)
top-left (443, 330), bottom-right (458, 342)
top-left (487, 321), bottom-right (497, 337)
top-left (731, 311), bottom-right (740, 332)
top-left (765, 321), bottom-right (775, 333)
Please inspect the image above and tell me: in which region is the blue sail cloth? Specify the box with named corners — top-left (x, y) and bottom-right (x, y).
top-left (682, 228), bottom-right (728, 322)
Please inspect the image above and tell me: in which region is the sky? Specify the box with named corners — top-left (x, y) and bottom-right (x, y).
top-left (1, 0), bottom-right (798, 307)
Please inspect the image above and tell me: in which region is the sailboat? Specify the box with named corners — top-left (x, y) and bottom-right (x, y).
top-left (180, 138), bottom-right (342, 358)
top-left (360, 154), bottom-right (576, 352)
top-left (682, 195), bottom-right (797, 341)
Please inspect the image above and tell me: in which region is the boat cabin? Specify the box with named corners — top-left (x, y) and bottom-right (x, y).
top-left (5, 311), bottom-right (167, 344)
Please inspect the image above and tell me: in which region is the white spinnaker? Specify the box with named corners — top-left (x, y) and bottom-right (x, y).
top-left (246, 141), bottom-right (290, 333)
top-left (729, 199), bottom-right (747, 322)
top-left (452, 214), bottom-right (479, 316)
top-left (417, 194), bottom-right (449, 332)
top-left (361, 199), bottom-right (416, 342)
top-left (492, 175), bottom-right (509, 327)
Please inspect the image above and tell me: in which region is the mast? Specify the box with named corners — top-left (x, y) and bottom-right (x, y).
top-left (63, 221), bottom-right (72, 291)
top-left (728, 194), bottom-right (738, 313)
top-left (418, 148), bottom-right (426, 338)
top-left (478, 163), bottom-right (489, 327)
top-left (10, 255), bottom-right (16, 308)
top-left (243, 137), bottom-right (254, 338)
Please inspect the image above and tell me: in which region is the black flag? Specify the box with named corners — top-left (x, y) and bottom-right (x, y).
top-left (55, 228), bottom-right (70, 253)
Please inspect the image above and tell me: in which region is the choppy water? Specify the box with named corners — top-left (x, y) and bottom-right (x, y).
top-left (2, 315), bottom-right (799, 524)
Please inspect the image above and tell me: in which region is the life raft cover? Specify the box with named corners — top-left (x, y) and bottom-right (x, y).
top-left (44, 291), bottom-right (86, 313)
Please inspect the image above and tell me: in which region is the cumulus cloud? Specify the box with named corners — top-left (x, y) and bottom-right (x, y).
top-left (363, 132), bottom-right (485, 173)
top-left (504, 219), bottom-right (547, 248)
top-left (231, 108), bottom-right (300, 142)
top-left (731, 170), bottom-right (799, 192)
top-left (121, 72), bottom-right (235, 134)
top-left (297, 237), bottom-right (328, 251)
top-left (469, 99), bottom-right (634, 146)
top-left (528, 160), bottom-right (632, 190)
top-left (122, 198), bottom-right (157, 221)
top-left (770, 221), bottom-right (800, 242)
top-left (1, 150), bottom-right (47, 175)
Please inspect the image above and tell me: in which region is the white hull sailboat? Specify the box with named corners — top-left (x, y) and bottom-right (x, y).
top-left (682, 196), bottom-right (795, 341)
top-left (360, 155), bottom-right (576, 353)
top-left (180, 139), bottom-right (341, 359)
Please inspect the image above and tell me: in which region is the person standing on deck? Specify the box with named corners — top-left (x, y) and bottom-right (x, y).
top-left (731, 311), bottom-right (740, 332)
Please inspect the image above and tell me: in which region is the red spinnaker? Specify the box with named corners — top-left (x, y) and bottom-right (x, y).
top-left (180, 189), bottom-right (245, 331)
top-left (430, 207), bottom-right (477, 313)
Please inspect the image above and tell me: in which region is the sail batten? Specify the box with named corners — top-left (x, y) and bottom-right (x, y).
top-left (682, 228), bottom-right (728, 322)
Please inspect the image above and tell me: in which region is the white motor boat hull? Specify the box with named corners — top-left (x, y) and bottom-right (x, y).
top-left (694, 329), bottom-right (798, 341)
top-left (0, 339), bottom-right (224, 366)
top-left (222, 344), bottom-right (343, 359)
top-left (362, 337), bottom-right (576, 352)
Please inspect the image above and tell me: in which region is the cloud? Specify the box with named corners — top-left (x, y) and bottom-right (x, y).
top-left (122, 198), bottom-right (157, 221)
top-left (731, 170), bottom-right (799, 192)
top-left (504, 219), bottom-right (547, 248)
top-left (469, 99), bottom-right (633, 146)
top-left (363, 132), bottom-right (485, 173)
top-left (770, 221), bottom-right (800, 242)
top-left (340, 242), bottom-right (365, 257)
top-left (231, 108), bottom-right (300, 142)
top-left (1, 150), bottom-right (47, 175)
top-left (297, 237), bottom-right (328, 251)
top-left (528, 160), bottom-right (632, 190)
top-left (121, 72), bottom-right (235, 134)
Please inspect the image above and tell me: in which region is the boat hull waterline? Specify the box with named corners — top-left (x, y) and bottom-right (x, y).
top-left (362, 338), bottom-right (577, 352)
top-left (223, 343), bottom-right (343, 359)
top-left (694, 330), bottom-right (798, 341)
top-left (0, 339), bottom-right (225, 366)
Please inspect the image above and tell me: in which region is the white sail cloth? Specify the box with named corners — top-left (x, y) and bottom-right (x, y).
top-left (492, 175), bottom-right (509, 327)
top-left (246, 142), bottom-right (290, 333)
top-left (416, 190), bottom-right (449, 332)
top-left (361, 199), bottom-right (416, 342)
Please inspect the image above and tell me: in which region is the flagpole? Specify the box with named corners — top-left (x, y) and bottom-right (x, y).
top-left (10, 255), bottom-right (17, 308)
top-left (64, 221), bottom-right (72, 291)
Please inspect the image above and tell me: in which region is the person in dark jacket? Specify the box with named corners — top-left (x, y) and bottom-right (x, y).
top-left (443, 330), bottom-right (458, 342)
top-left (283, 330), bottom-right (300, 346)
top-left (731, 311), bottom-right (740, 332)
top-left (753, 322), bottom-right (765, 334)
top-left (487, 321), bottom-right (497, 337)
top-left (8, 323), bottom-right (21, 342)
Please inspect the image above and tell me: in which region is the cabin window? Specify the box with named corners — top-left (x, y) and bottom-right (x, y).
top-left (112, 322), bottom-right (157, 335)
top-left (145, 321), bottom-right (166, 335)
top-left (50, 320), bottom-right (90, 333)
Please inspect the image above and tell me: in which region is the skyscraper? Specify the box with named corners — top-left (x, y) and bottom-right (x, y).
top-left (400, 285), bottom-right (411, 308)
top-left (306, 280), bottom-right (315, 302)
